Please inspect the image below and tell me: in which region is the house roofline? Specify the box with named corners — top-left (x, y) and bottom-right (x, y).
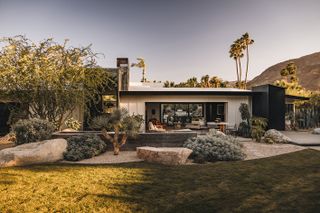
top-left (119, 90), bottom-right (253, 96)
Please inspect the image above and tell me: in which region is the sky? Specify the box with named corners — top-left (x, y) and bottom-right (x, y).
top-left (0, 0), bottom-right (320, 82)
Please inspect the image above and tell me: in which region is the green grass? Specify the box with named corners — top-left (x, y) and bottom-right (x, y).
top-left (1, 149), bottom-right (320, 212)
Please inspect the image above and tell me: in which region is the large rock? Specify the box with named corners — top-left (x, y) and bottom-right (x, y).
top-left (136, 146), bottom-right (192, 165)
top-left (312, 128), bottom-right (320, 134)
top-left (0, 139), bottom-right (67, 167)
top-left (263, 129), bottom-right (292, 144)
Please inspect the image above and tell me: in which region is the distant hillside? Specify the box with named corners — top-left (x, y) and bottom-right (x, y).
top-left (248, 52), bottom-right (320, 91)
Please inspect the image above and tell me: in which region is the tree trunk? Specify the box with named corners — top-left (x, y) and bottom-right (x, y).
top-left (113, 144), bottom-right (120, 155)
top-left (244, 46), bottom-right (249, 89)
top-left (235, 59), bottom-right (239, 83)
top-left (238, 58), bottom-right (243, 88)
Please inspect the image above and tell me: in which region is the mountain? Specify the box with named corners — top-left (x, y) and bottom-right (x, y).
top-left (248, 52), bottom-right (320, 91)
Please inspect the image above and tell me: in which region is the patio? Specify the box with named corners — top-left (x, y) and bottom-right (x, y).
top-left (282, 131), bottom-right (320, 146)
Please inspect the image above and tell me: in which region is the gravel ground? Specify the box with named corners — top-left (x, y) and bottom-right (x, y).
top-left (62, 151), bottom-right (143, 164)
top-left (242, 141), bottom-right (307, 160)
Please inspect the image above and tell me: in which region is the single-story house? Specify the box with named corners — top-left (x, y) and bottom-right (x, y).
top-left (0, 58), bottom-right (307, 135)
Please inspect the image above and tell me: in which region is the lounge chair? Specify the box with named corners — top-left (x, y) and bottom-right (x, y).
top-left (148, 121), bottom-right (166, 132)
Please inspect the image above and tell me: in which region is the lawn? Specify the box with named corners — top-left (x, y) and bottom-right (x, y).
top-left (1, 149), bottom-right (320, 212)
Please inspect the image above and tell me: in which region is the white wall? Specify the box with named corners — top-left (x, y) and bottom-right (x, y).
top-left (120, 95), bottom-right (251, 131)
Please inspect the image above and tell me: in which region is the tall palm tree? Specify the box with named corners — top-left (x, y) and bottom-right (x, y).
top-left (131, 58), bottom-right (147, 82)
top-left (229, 44), bottom-right (240, 83)
top-left (229, 39), bottom-right (244, 88)
top-left (241, 33), bottom-right (254, 89)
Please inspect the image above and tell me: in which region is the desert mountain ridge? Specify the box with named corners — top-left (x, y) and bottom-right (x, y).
top-left (247, 52), bottom-right (320, 91)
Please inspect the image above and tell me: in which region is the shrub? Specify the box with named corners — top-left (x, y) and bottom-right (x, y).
top-left (237, 121), bottom-right (251, 138)
top-left (238, 103), bottom-right (251, 137)
top-left (183, 129), bottom-right (246, 162)
top-left (251, 116), bottom-right (268, 142)
top-left (63, 134), bottom-right (107, 161)
top-left (65, 117), bottom-right (81, 130)
top-left (11, 118), bottom-right (55, 145)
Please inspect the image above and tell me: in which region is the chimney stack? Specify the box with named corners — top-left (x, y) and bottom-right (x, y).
top-left (116, 58), bottom-right (129, 91)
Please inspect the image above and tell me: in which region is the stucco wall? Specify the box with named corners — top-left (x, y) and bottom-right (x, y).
top-left (120, 95), bottom-right (251, 131)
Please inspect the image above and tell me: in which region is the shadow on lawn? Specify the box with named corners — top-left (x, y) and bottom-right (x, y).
top-left (86, 149), bottom-right (320, 213)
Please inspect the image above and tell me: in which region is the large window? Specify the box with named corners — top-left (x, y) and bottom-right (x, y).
top-left (161, 103), bottom-right (204, 126)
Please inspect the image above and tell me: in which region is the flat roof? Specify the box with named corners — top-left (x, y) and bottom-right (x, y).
top-left (121, 83), bottom-right (253, 96)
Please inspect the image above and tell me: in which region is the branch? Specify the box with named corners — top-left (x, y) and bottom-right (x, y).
top-left (101, 128), bottom-right (113, 142)
top-left (119, 134), bottom-right (128, 147)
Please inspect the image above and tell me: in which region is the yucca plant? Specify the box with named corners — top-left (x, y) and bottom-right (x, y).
top-left (91, 108), bottom-right (143, 155)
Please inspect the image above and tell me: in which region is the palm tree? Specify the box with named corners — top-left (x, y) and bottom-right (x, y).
top-left (229, 39), bottom-right (244, 88)
top-left (131, 58), bottom-right (147, 82)
top-left (186, 77), bottom-right (198, 87)
top-left (209, 76), bottom-right (222, 88)
top-left (241, 33), bottom-right (254, 89)
top-left (229, 44), bottom-right (240, 83)
top-left (200, 75), bottom-right (210, 87)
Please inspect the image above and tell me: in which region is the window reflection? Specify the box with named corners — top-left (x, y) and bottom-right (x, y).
top-left (160, 103), bottom-right (204, 126)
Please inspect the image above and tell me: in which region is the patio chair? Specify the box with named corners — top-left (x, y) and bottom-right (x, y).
top-left (225, 124), bottom-right (237, 136)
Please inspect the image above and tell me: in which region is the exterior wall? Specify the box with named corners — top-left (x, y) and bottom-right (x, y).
top-left (120, 95), bottom-right (251, 131)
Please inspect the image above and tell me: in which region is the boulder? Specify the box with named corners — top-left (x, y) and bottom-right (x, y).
top-left (0, 139), bottom-right (67, 167)
top-left (263, 129), bottom-right (292, 144)
top-left (136, 146), bottom-right (192, 165)
top-left (312, 128), bottom-right (320, 134)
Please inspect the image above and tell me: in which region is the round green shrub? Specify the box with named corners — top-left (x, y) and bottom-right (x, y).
top-left (63, 134), bottom-right (107, 161)
top-left (11, 118), bottom-right (55, 145)
top-left (183, 130), bottom-right (246, 162)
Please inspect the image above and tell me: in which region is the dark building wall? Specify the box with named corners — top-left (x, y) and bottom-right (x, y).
top-left (0, 103), bottom-right (12, 136)
top-left (252, 85), bottom-right (285, 130)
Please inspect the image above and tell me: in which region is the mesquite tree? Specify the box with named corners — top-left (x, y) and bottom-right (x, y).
top-left (0, 36), bottom-right (112, 129)
top-left (91, 108), bottom-right (143, 155)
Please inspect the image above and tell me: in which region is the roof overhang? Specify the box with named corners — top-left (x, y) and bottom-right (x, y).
top-left (285, 95), bottom-right (310, 101)
top-left (120, 90), bottom-right (253, 96)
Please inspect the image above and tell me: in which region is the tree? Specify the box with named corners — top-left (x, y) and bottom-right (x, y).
top-left (229, 33), bottom-right (254, 89)
top-left (200, 75), bottom-right (210, 87)
top-left (241, 33), bottom-right (254, 89)
top-left (163, 75), bottom-right (228, 88)
top-left (274, 62), bottom-right (310, 97)
top-left (131, 58), bottom-right (147, 82)
top-left (0, 36), bottom-right (111, 129)
top-left (91, 108), bottom-right (143, 155)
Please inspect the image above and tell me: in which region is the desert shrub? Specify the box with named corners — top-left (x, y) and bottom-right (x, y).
top-left (64, 134), bottom-right (107, 161)
top-left (238, 103), bottom-right (251, 137)
top-left (65, 117), bottom-right (81, 130)
top-left (183, 129), bottom-right (246, 162)
top-left (251, 116), bottom-right (268, 142)
top-left (237, 121), bottom-right (251, 138)
top-left (11, 118), bottom-right (55, 145)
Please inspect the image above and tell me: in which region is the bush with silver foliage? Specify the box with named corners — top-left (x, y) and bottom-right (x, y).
top-left (183, 129), bottom-right (246, 162)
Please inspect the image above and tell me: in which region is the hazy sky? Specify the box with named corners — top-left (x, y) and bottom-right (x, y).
top-left (0, 0), bottom-right (320, 82)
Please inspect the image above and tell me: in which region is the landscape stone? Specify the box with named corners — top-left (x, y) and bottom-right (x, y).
top-left (312, 128), bottom-right (320, 134)
top-left (136, 146), bottom-right (192, 165)
top-left (263, 129), bottom-right (292, 143)
top-left (0, 139), bottom-right (67, 167)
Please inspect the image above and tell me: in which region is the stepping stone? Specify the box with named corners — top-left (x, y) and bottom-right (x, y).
top-left (136, 146), bottom-right (192, 165)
